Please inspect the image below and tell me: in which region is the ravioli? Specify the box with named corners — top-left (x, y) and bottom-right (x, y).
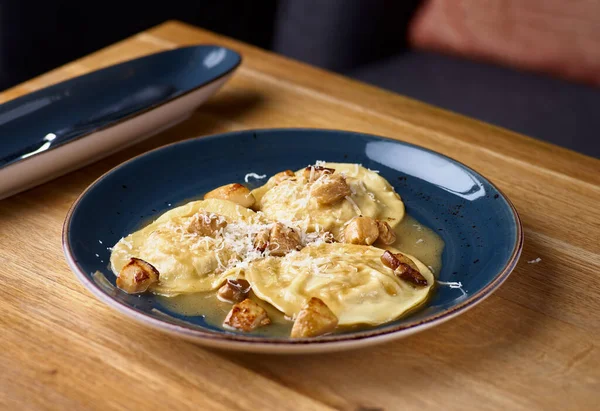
top-left (111, 161), bottom-right (443, 336)
top-left (243, 242), bottom-right (434, 326)
top-left (110, 199), bottom-right (259, 295)
top-left (253, 163), bottom-right (405, 240)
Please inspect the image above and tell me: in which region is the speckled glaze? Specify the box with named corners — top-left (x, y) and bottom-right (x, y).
top-left (63, 129), bottom-right (523, 353)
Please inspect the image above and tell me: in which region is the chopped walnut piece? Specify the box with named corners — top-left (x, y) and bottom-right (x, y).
top-left (217, 279), bottom-right (251, 303)
top-left (268, 223), bottom-right (302, 257)
top-left (343, 216), bottom-right (380, 245)
top-left (186, 212), bottom-right (227, 237)
top-left (303, 165), bottom-right (335, 182)
top-left (204, 183), bottom-right (256, 208)
top-left (321, 231), bottom-right (336, 243)
top-left (223, 299), bottom-right (271, 331)
top-left (376, 220), bottom-right (396, 245)
top-left (380, 251), bottom-right (428, 287)
top-left (291, 298), bottom-right (338, 338)
top-left (310, 174), bottom-right (352, 206)
top-left (116, 258), bottom-right (159, 294)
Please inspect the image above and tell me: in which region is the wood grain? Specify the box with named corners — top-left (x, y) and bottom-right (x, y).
top-left (1, 21), bottom-right (599, 410)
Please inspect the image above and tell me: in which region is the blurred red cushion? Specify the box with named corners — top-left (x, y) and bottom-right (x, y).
top-left (409, 0), bottom-right (600, 86)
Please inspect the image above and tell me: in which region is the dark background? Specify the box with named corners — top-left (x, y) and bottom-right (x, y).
top-left (1, 0), bottom-right (598, 157)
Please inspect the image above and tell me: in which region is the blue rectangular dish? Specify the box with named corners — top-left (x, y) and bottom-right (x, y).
top-left (0, 45), bottom-right (241, 199)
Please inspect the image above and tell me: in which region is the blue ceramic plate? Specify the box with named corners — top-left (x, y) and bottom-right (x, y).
top-left (0, 45), bottom-right (241, 200)
top-left (63, 129), bottom-right (523, 353)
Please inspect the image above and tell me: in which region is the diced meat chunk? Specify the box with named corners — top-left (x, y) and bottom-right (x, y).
top-left (271, 170), bottom-right (295, 185)
top-left (268, 223), bottom-right (302, 256)
top-left (116, 258), bottom-right (159, 294)
top-left (303, 165), bottom-right (335, 182)
top-left (290, 298), bottom-right (338, 338)
top-left (204, 183), bottom-right (256, 208)
top-left (343, 216), bottom-right (380, 245)
top-left (310, 174), bottom-right (352, 206)
top-left (186, 211), bottom-right (227, 237)
top-left (376, 220), bottom-right (396, 245)
top-left (217, 279), bottom-right (251, 303)
top-left (380, 251), bottom-right (428, 287)
top-left (223, 299), bottom-right (271, 331)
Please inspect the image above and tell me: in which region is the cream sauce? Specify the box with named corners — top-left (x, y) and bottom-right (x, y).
top-left (157, 214), bottom-right (444, 335)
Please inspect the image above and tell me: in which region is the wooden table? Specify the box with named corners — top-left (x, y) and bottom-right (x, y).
top-left (1, 21), bottom-right (599, 411)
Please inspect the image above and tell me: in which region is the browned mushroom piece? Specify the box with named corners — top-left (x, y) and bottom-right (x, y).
top-left (217, 279), bottom-right (251, 303)
top-left (253, 229), bottom-right (271, 252)
top-left (303, 165), bottom-right (335, 182)
top-left (204, 183), bottom-right (256, 208)
top-left (343, 216), bottom-right (380, 245)
top-left (380, 251), bottom-right (428, 287)
top-left (376, 220), bottom-right (396, 245)
top-left (116, 258), bottom-right (160, 294)
top-left (380, 250), bottom-right (401, 270)
top-left (186, 211), bottom-right (227, 237)
top-left (395, 253), bottom-right (420, 271)
top-left (268, 222), bottom-right (302, 257)
top-left (310, 174), bottom-right (352, 206)
top-left (223, 299), bottom-right (271, 332)
top-left (271, 170), bottom-right (295, 185)
top-left (396, 263), bottom-right (428, 287)
top-left (291, 297), bottom-right (338, 338)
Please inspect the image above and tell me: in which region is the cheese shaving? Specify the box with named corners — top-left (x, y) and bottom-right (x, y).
top-left (345, 196), bottom-right (362, 215)
top-left (437, 280), bottom-right (463, 289)
top-left (437, 280), bottom-right (467, 298)
top-left (244, 173), bottom-right (267, 183)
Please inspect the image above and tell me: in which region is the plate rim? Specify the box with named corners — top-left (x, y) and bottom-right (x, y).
top-left (0, 44), bottom-right (242, 171)
top-left (62, 128), bottom-right (524, 349)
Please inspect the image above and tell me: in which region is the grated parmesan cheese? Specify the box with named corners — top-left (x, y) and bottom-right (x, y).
top-left (437, 280), bottom-right (467, 297)
top-left (438, 280), bottom-right (463, 289)
top-left (120, 238), bottom-right (133, 250)
top-left (527, 258), bottom-right (542, 264)
top-left (345, 196), bottom-right (362, 215)
top-left (244, 172), bottom-right (267, 183)
top-left (169, 211), bottom-right (337, 275)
